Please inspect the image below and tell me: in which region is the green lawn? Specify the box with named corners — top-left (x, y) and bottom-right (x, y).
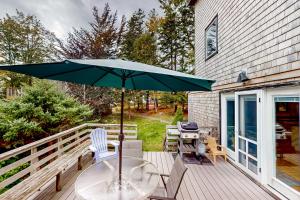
top-left (101, 114), bottom-right (169, 151)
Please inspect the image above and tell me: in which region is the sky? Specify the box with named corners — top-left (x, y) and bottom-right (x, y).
top-left (0, 0), bottom-right (161, 40)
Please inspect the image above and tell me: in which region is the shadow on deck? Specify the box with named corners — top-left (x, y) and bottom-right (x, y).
top-left (47, 152), bottom-right (275, 200)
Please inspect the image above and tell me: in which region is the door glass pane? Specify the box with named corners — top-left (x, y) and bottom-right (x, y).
top-left (239, 95), bottom-right (257, 141)
top-left (239, 138), bottom-right (246, 152)
top-left (248, 142), bottom-right (257, 158)
top-left (239, 152), bottom-right (246, 167)
top-left (275, 96), bottom-right (300, 192)
top-left (248, 157), bottom-right (258, 174)
top-left (226, 99), bottom-right (235, 151)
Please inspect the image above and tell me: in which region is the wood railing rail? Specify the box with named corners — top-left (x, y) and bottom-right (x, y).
top-left (0, 123), bottom-right (137, 192)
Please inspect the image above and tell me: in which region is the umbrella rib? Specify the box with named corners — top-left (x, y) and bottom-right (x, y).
top-left (171, 76), bottom-right (210, 91)
top-left (41, 66), bottom-right (94, 79)
top-left (125, 71), bottom-right (135, 78)
top-left (148, 74), bottom-right (175, 92)
top-left (91, 69), bottom-right (114, 86)
top-left (127, 72), bottom-right (147, 78)
top-left (96, 66), bottom-right (121, 78)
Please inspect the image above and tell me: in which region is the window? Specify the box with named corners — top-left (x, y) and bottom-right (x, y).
top-left (205, 15), bottom-right (218, 60)
top-left (226, 98), bottom-right (235, 152)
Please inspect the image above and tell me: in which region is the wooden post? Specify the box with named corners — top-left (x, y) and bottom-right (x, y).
top-left (75, 131), bottom-right (80, 145)
top-left (30, 147), bottom-right (38, 175)
top-left (58, 137), bottom-right (63, 156)
top-left (56, 172), bottom-right (62, 191)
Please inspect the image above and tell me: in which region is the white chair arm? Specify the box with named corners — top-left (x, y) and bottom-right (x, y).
top-left (89, 145), bottom-right (97, 152)
top-left (108, 140), bottom-right (120, 147)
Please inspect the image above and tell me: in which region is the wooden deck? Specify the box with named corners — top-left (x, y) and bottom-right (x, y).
top-left (51, 152), bottom-right (276, 200)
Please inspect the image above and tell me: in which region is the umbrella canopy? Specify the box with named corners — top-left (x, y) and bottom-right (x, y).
top-left (0, 59), bottom-right (215, 184)
top-left (0, 59), bottom-right (214, 91)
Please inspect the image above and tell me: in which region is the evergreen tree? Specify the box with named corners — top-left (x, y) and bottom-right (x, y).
top-left (120, 9), bottom-right (145, 60)
top-left (0, 80), bottom-right (92, 149)
top-left (158, 0), bottom-right (194, 73)
top-left (132, 33), bottom-right (157, 65)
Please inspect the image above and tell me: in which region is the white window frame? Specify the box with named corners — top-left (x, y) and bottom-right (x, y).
top-left (221, 93), bottom-right (235, 159)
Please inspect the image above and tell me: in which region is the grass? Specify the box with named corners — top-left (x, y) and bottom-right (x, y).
top-left (101, 113), bottom-right (171, 151)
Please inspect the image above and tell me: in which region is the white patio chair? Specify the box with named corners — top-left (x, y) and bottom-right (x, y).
top-left (89, 128), bottom-right (119, 163)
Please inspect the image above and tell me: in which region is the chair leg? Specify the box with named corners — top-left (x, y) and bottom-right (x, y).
top-left (78, 155), bottom-right (82, 170)
top-left (213, 155), bottom-right (216, 165)
top-left (224, 155), bottom-right (227, 162)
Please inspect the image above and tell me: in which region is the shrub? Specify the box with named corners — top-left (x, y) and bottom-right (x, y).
top-left (172, 107), bottom-right (183, 125)
top-left (0, 80), bottom-right (93, 149)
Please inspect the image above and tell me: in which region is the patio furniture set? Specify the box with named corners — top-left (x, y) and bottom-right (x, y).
top-left (78, 128), bottom-right (187, 200)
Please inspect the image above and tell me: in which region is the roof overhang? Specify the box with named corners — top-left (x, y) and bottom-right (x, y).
top-left (188, 0), bottom-right (198, 6)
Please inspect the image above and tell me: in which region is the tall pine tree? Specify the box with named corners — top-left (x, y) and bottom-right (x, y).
top-left (158, 0), bottom-right (194, 73)
top-left (120, 9), bottom-right (145, 60)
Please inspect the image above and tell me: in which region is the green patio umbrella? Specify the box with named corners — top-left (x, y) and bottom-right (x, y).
top-left (0, 59), bottom-right (215, 182)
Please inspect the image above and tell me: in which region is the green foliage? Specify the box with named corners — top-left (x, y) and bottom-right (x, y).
top-left (158, 0), bottom-right (195, 72)
top-left (0, 80), bottom-right (92, 149)
top-left (0, 157), bottom-right (30, 194)
top-left (160, 93), bottom-right (176, 107)
top-left (160, 92), bottom-right (187, 110)
top-left (172, 107), bottom-right (184, 125)
top-left (120, 9), bottom-right (145, 60)
top-left (132, 33), bottom-right (158, 65)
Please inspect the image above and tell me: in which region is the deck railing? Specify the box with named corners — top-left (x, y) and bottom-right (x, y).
top-left (0, 123), bottom-right (137, 193)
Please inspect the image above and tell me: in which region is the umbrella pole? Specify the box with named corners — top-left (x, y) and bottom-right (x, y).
top-left (119, 79), bottom-right (125, 184)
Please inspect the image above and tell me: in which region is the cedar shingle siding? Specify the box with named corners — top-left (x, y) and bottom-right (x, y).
top-left (189, 0), bottom-right (300, 130)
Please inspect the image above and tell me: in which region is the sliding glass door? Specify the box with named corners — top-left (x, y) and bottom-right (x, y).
top-left (273, 96), bottom-right (300, 195)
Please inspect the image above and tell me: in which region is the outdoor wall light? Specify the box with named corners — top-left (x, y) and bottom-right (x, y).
top-left (237, 71), bottom-right (249, 83)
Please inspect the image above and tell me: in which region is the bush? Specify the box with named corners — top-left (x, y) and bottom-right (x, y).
top-left (0, 80), bottom-right (93, 149)
top-left (172, 107), bottom-right (183, 125)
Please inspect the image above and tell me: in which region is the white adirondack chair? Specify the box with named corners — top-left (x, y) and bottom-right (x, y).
top-left (89, 128), bottom-right (119, 163)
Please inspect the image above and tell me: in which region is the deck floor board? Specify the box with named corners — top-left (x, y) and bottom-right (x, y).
top-left (50, 152), bottom-right (275, 200)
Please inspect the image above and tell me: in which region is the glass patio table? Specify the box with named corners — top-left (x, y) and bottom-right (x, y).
top-left (75, 156), bottom-right (160, 200)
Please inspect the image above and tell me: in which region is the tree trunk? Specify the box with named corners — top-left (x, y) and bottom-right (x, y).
top-left (174, 103), bottom-right (178, 113)
top-left (137, 97), bottom-right (140, 111)
top-left (146, 91), bottom-right (150, 111)
top-left (128, 101), bottom-right (131, 120)
top-left (83, 85), bottom-right (86, 103)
